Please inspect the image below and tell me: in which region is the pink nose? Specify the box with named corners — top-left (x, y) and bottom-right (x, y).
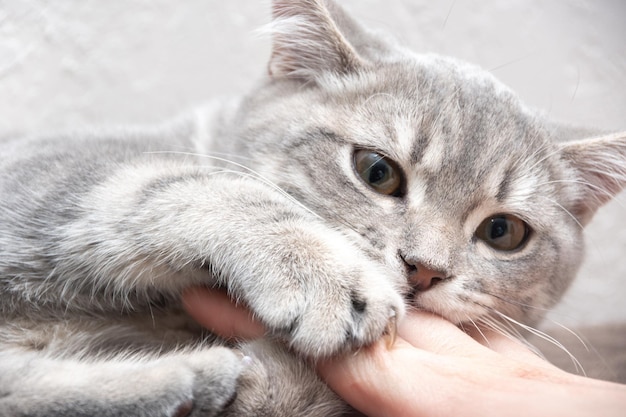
top-left (408, 263), bottom-right (446, 291)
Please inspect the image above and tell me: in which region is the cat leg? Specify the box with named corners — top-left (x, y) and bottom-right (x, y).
top-left (2, 132), bottom-right (404, 358)
top-left (50, 167), bottom-right (405, 358)
top-left (221, 340), bottom-right (348, 417)
top-left (0, 346), bottom-right (243, 417)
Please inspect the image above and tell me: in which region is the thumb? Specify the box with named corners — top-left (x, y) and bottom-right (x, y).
top-left (182, 287), bottom-right (266, 340)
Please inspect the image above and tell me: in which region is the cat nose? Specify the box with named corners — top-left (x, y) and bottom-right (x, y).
top-left (402, 257), bottom-right (448, 292)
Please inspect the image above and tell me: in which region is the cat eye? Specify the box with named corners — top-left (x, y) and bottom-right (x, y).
top-left (475, 214), bottom-right (530, 252)
top-left (353, 150), bottom-right (404, 197)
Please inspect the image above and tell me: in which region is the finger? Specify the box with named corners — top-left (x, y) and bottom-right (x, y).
top-left (466, 324), bottom-right (534, 353)
top-left (465, 325), bottom-right (562, 369)
top-left (397, 310), bottom-right (482, 355)
top-left (182, 287), bottom-right (266, 340)
top-left (318, 338), bottom-right (432, 417)
top-left (398, 312), bottom-right (558, 369)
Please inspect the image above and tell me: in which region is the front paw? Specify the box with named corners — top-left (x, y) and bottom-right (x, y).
top-left (240, 225), bottom-right (405, 357)
top-left (288, 258), bottom-right (404, 357)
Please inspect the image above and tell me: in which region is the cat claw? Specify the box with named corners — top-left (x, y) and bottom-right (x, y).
top-left (383, 310), bottom-right (397, 349)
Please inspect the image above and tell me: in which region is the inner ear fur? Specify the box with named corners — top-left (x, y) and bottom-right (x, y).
top-left (268, 0), bottom-right (366, 80)
top-left (560, 132), bottom-right (626, 225)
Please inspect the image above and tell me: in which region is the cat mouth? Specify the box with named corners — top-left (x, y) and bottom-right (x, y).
top-left (404, 285), bottom-right (482, 327)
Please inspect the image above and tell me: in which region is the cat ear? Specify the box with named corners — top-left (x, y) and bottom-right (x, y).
top-left (560, 132), bottom-right (626, 225)
top-left (268, 0), bottom-right (367, 80)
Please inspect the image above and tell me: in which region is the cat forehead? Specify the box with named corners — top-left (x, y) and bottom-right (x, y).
top-left (308, 55), bottom-right (557, 213)
top-left (316, 54), bottom-right (530, 140)
top-left (314, 54), bottom-right (543, 161)
top-left (319, 52), bottom-right (515, 107)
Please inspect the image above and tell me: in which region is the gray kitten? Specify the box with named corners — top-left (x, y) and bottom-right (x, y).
top-left (1, 0), bottom-right (625, 416)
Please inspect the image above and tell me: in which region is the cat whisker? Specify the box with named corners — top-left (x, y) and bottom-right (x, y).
top-left (476, 314), bottom-right (517, 340)
top-left (538, 196), bottom-right (584, 230)
top-left (463, 314), bottom-right (490, 346)
top-left (542, 317), bottom-right (589, 353)
top-left (536, 179), bottom-right (625, 211)
top-left (489, 308), bottom-right (586, 376)
top-left (477, 314), bottom-right (546, 356)
top-left (527, 147), bottom-right (564, 173)
top-left (481, 290), bottom-right (552, 314)
top-left (147, 150), bottom-right (323, 221)
top-left (278, 188), bottom-right (371, 241)
top-left (505, 152), bottom-right (548, 192)
top-left (542, 316), bottom-right (620, 379)
top-left (513, 143), bottom-right (550, 179)
top-left (442, 0), bottom-right (457, 30)
top-left (475, 293), bottom-right (587, 361)
top-left (195, 150), bottom-right (258, 162)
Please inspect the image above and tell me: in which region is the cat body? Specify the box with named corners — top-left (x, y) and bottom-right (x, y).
top-left (1, 0), bottom-right (625, 416)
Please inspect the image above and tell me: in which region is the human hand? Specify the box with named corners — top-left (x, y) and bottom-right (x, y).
top-left (182, 286), bottom-right (266, 341)
top-left (318, 312), bottom-right (626, 417)
top-left (182, 287), bottom-right (626, 417)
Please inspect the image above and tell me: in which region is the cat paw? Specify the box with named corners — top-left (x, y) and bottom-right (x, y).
top-left (164, 347), bottom-right (243, 417)
top-left (219, 340), bottom-right (346, 417)
top-left (288, 262), bottom-right (403, 357)
top-left (242, 225), bottom-right (405, 358)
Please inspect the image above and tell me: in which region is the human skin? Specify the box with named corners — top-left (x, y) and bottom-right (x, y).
top-left (182, 287), bottom-right (626, 417)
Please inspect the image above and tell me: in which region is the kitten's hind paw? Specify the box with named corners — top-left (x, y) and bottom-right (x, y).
top-left (219, 340), bottom-right (347, 417)
top-left (174, 347), bottom-right (243, 417)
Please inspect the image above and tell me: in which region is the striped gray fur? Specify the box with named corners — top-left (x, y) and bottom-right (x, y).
top-left (1, 0), bottom-right (625, 416)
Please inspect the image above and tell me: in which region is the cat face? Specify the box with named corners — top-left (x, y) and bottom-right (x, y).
top-left (229, 0), bottom-right (626, 328)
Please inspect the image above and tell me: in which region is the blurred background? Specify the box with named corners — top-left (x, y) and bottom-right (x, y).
top-left (1, 0), bottom-right (624, 379)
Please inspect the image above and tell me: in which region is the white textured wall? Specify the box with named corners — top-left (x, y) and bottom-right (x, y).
top-left (1, 0), bottom-right (625, 327)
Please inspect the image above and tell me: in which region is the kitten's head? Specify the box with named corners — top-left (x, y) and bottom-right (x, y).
top-left (232, 0), bottom-right (626, 327)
